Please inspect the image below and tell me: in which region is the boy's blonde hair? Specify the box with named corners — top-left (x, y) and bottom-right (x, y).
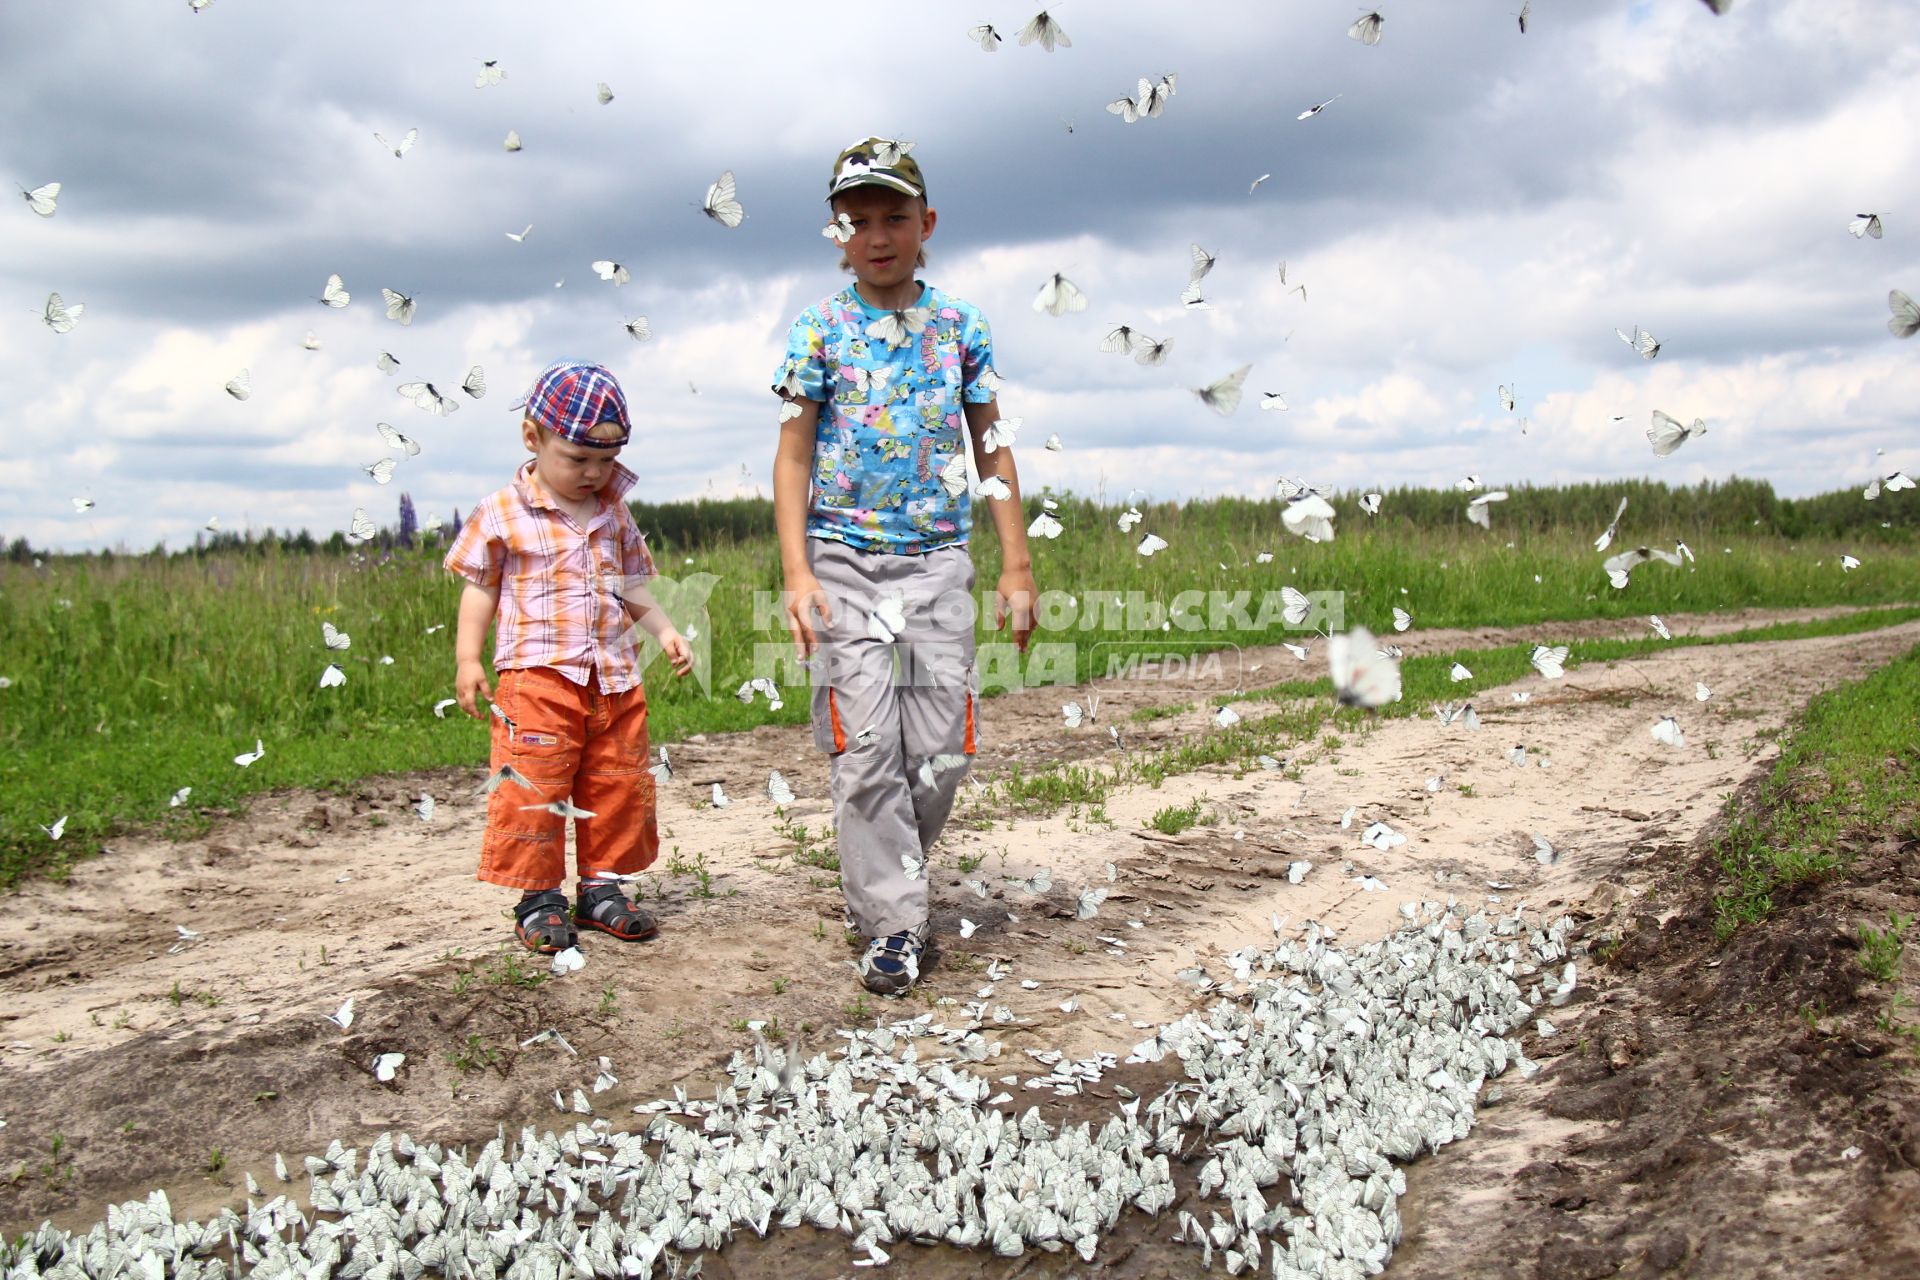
top-left (526, 415), bottom-right (626, 445)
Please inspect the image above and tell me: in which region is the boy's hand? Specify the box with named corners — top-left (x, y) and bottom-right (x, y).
top-left (455, 660), bottom-right (493, 719)
top-left (994, 567), bottom-right (1039, 653)
top-left (659, 629), bottom-right (695, 677)
top-left (785, 572), bottom-right (833, 660)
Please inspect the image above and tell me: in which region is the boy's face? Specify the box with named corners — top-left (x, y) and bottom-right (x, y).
top-left (832, 187), bottom-right (935, 293)
top-left (522, 419), bottom-right (621, 501)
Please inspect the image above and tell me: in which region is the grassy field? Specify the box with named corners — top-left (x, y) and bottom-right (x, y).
top-left (2, 487), bottom-right (1917, 886)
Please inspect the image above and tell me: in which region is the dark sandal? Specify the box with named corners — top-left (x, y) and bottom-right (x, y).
top-left (514, 890), bottom-right (579, 954)
top-left (575, 882), bottom-right (659, 941)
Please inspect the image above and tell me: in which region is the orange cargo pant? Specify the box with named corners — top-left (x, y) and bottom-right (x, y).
top-left (477, 665), bottom-right (658, 891)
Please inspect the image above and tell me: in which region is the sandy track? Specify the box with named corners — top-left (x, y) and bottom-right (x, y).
top-left (1, 605), bottom-right (1914, 1244)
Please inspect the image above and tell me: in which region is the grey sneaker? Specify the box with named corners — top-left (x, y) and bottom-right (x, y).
top-left (859, 924), bottom-right (928, 996)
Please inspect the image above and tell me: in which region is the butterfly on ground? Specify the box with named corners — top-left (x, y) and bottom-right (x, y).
top-left (377, 423), bottom-right (421, 456)
top-left (1890, 289), bottom-right (1919, 339)
top-left (1076, 887), bottom-right (1108, 919)
top-left (1594, 496), bottom-right (1629, 551)
top-left (326, 999), bottom-right (355, 1031)
top-left (1651, 716), bottom-right (1685, 748)
top-left (1849, 213), bottom-right (1884, 239)
top-left (968, 23), bottom-right (1002, 50)
top-left (1348, 11), bottom-right (1384, 44)
top-left (767, 770), bottom-right (797, 806)
top-left (380, 287), bottom-right (416, 324)
top-left (1616, 324), bottom-right (1661, 358)
top-left (1533, 834), bottom-right (1557, 865)
top-left (462, 366), bottom-right (486, 399)
top-left (224, 369), bottom-right (251, 401)
top-left (703, 171), bottom-right (745, 227)
top-left (591, 260), bottom-right (631, 285)
top-left (1018, 9), bottom-right (1070, 50)
top-left (865, 306), bottom-right (933, 348)
top-left (1297, 94), bottom-right (1341, 120)
top-left (42, 292), bottom-right (83, 333)
top-left (373, 128), bottom-right (417, 158)
top-left (1193, 365), bottom-right (1251, 416)
top-left (1328, 626), bottom-right (1402, 707)
top-left (20, 181), bottom-right (60, 216)
top-left (474, 59), bottom-right (505, 87)
top-left (1647, 410), bottom-right (1707, 456)
top-left (1034, 273), bottom-right (1087, 315)
top-left (1062, 692), bottom-right (1100, 728)
top-left (1649, 615), bottom-right (1672, 640)
top-left (398, 382), bottom-right (460, 415)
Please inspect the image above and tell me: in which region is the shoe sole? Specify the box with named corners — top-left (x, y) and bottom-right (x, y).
top-left (576, 916), bottom-right (659, 942)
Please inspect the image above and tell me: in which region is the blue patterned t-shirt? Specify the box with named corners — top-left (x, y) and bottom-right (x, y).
top-left (772, 282), bottom-right (998, 555)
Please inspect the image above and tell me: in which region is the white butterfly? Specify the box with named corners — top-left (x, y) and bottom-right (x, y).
top-left (1889, 289), bottom-right (1919, 339)
top-left (901, 853), bottom-right (925, 881)
top-left (866, 591), bottom-right (908, 643)
top-left (501, 224), bottom-right (533, 244)
top-left (1530, 644), bottom-right (1568, 678)
top-left (974, 474), bottom-right (1012, 501)
top-left (1193, 365), bottom-right (1251, 416)
top-left (1615, 324), bottom-right (1661, 359)
top-left (1695, 682), bottom-right (1712, 702)
top-left (474, 59), bottom-right (505, 88)
top-left (20, 181), bottom-right (60, 216)
top-left (477, 763), bottom-right (534, 795)
top-left (864, 306), bottom-right (933, 348)
top-left (1465, 490), bottom-right (1509, 529)
top-left (1281, 494), bottom-right (1336, 542)
top-left (42, 292), bottom-right (83, 333)
top-left (301, 330), bottom-right (320, 350)
top-left (347, 508), bottom-right (377, 542)
top-left (1499, 384), bottom-right (1517, 413)
top-left (1435, 702), bottom-right (1481, 731)
top-left (1517, 0), bottom-right (1533, 32)
top-left (979, 417), bottom-right (1020, 452)
top-left (646, 747), bottom-right (672, 784)
top-left (170, 787), bottom-right (192, 808)
top-left (1260, 392), bottom-right (1288, 412)
top-left (432, 698), bottom-right (456, 718)
top-left (703, 170), bottom-right (745, 227)
top-left (1188, 243), bottom-right (1216, 282)
top-left (1106, 89), bottom-right (1142, 124)
top-left (1841, 554), bottom-right (1861, 572)
top-left (710, 782), bottom-right (730, 808)
top-left (373, 1052), bottom-right (406, 1084)
top-left (1329, 626), bottom-right (1402, 707)
top-left (39, 815), bottom-right (67, 840)
top-left (1101, 324), bottom-right (1140, 354)
top-left (520, 798), bottom-right (597, 819)
top-left (377, 423), bottom-right (421, 456)
top-left (374, 128), bottom-right (417, 158)
top-left (363, 458), bottom-right (397, 485)
top-left (322, 621), bottom-right (350, 650)
top-left (1136, 531), bottom-right (1169, 556)
top-left (968, 22), bottom-right (1002, 50)
top-left (503, 130), bottom-right (523, 152)
top-left (380, 287), bottom-right (416, 324)
top-left (398, 382), bottom-right (460, 415)
top-left (1297, 94), bottom-right (1341, 120)
top-left (224, 369), bottom-right (251, 401)
top-left (1017, 9), bottom-right (1071, 50)
top-left (234, 738), bottom-right (266, 767)
top-left (778, 399), bottom-right (802, 423)
top-left (1604, 545), bottom-right (1684, 587)
top-left (916, 754), bottom-right (967, 787)
top-left (1361, 821), bottom-right (1406, 850)
top-left (1594, 496), bottom-right (1629, 551)
top-left (1062, 692), bottom-right (1100, 728)
top-left (1392, 607), bottom-right (1411, 632)
top-left (591, 259), bottom-right (631, 285)
top-left (1279, 587), bottom-right (1313, 626)
top-left (841, 364), bottom-right (893, 395)
top-left (1647, 410), bottom-right (1707, 457)
top-left (551, 948), bottom-right (586, 976)
top-left (1649, 615), bottom-right (1672, 640)
top-left (1134, 335), bottom-right (1174, 366)
top-left (1034, 273), bottom-right (1088, 315)
top-left (1116, 505), bottom-right (1143, 532)
top-left (595, 81), bottom-right (614, 104)
top-left (1651, 716), bottom-right (1685, 748)
top-left (319, 272), bottom-right (350, 308)
top-left (1450, 662), bottom-right (1473, 682)
top-left (1849, 212), bottom-right (1884, 240)
top-left (320, 663), bottom-right (347, 689)
top-left (462, 366), bottom-right (486, 399)
top-left (326, 998), bottom-right (355, 1030)
top-left (767, 770), bottom-right (796, 806)
top-left (1075, 887), bottom-right (1108, 919)
top-left (624, 316), bottom-right (652, 343)
top-left (1179, 279), bottom-right (1211, 310)
top-left (1214, 705), bottom-right (1240, 728)
top-left (939, 453), bottom-right (971, 498)
top-left (1144, 73), bottom-right (1177, 115)
top-left (1533, 834), bottom-right (1557, 866)
top-left (822, 211), bottom-right (855, 244)
top-left (1349, 11), bottom-right (1385, 44)
top-left (1028, 510), bottom-right (1063, 539)
top-left (1358, 492), bottom-right (1383, 515)
top-left (376, 351), bottom-right (400, 374)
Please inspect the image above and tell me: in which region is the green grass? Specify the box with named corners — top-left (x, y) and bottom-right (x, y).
top-left (1145, 799), bottom-right (1207, 835)
top-left (1712, 644), bottom-right (1920, 937)
top-left (2, 495), bottom-right (1917, 885)
top-left (1858, 914), bottom-right (1911, 984)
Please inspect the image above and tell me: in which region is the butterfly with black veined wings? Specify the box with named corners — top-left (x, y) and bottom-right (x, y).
top-left (1282, 494), bottom-right (1336, 542)
top-left (822, 211), bottom-right (855, 244)
top-left (1189, 243), bottom-right (1216, 282)
top-left (1017, 9), bottom-right (1070, 50)
top-left (979, 417), bottom-right (1020, 454)
top-left (1101, 324), bottom-right (1139, 354)
top-left (319, 662), bottom-right (346, 688)
top-left (766, 769), bottom-right (796, 806)
top-left (462, 366), bottom-right (485, 398)
top-left (363, 458), bottom-right (397, 485)
top-left (865, 306), bottom-right (932, 348)
top-left (1890, 289), bottom-right (1919, 339)
top-left (1849, 212), bottom-right (1883, 239)
top-left (377, 422), bottom-right (420, 456)
top-left (1134, 334), bottom-right (1173, 366)
top-left (968, 23), bottom-right (1002, 50)
top-left (1647, 409), bottom-right (1707, 456)
top-left (346, 508), bottom-right (377, 542)
top-left (1179, 279), bottom-right (1211, 309)
top-left (380, 287), bottom-right (416, 325)
top-left (322, 621), bottom-right (350, 650)
top-left (319, 272), bottom-right (350, 307)
top-left (591, 260), bottom-right (630, 285)
top-left (20, 181), bottom-right (60, 216)
top-left (1249, 173), bottom-right (1271, 195)
top-left (1348, 11), bottom-right (1385, 45)
top-left (373, 128), bottom-right (417, 158)
top-left (703, 170), bottom-right (745, 227)
top-left (1106, 89), bottom-right (1142, 124)
top-left (42, 292), bottom-right (83, 333)
top-left (1328, 626), bottom-right (1402, 707)
top-left (1193, 365), bottom-right (1251, 416)
top-left (624, 317), bottom-right (651, 342)
top-left (1137, 531), bottom-right (1169, 556)
top-left (1034, 273), bottom-right (1087, 315)
top-left (375, 351), bottom-right (400, 374)
top-left (1517, 0), bottom-right (1532, 32)
top-left (1615, 324), bottom-right (1661, 358)
top-left (397, 382), bottom-right (460, 415)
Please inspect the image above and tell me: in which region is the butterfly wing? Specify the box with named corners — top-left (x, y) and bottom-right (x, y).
top-left (321, 273), bottom-right (350, 307)
top-left (1136, 337), bottom-right (1172, 366)
top-left (1646, 409), bottom-right (1688, 456)
top-left (704, 171), bottom-right (745, 227)
top-left (1890, 289), bottom-right (1920, 339)
top-left (939, 453), bottom-right (970, 498)
top-left (463, 366), bottom-right (486, 398)
top-left (1195, 365), bottom-right (1251, 416)
top-left (225, 369), bottom-right (251, 401)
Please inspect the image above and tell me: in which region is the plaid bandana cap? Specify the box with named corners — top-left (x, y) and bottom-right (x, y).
top-left (826, 137), bottom-right (926, 202)
top-left (511, 360), bottom-right (631, 449)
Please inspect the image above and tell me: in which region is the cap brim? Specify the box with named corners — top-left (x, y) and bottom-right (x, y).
top-left (826, 173), bottom-right (922, 201)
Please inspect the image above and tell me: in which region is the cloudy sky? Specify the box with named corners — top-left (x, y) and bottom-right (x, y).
top-left (3, 0), bottom-right (1916, 552)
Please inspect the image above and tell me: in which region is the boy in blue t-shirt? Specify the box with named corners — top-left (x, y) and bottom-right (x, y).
top-left (771, 137), bottom-right (1038, 995)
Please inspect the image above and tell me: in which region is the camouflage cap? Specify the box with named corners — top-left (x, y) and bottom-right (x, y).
top-left (826, 137), bottom-right (925, 202)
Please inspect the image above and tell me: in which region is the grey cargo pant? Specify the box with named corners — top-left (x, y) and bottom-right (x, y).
top-left (806, 537), bottom-right (978, 939)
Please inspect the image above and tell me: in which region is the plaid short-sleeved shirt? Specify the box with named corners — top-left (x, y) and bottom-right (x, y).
top-left (443, 460), bottom-right (657, 693)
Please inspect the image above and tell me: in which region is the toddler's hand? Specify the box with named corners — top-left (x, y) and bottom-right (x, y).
top-left (785, 572), bottom-right (833, 660)
top-left (661, 630), bottom-right (695, 677)
top-left (455, 660), bottom-right (493, 719)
